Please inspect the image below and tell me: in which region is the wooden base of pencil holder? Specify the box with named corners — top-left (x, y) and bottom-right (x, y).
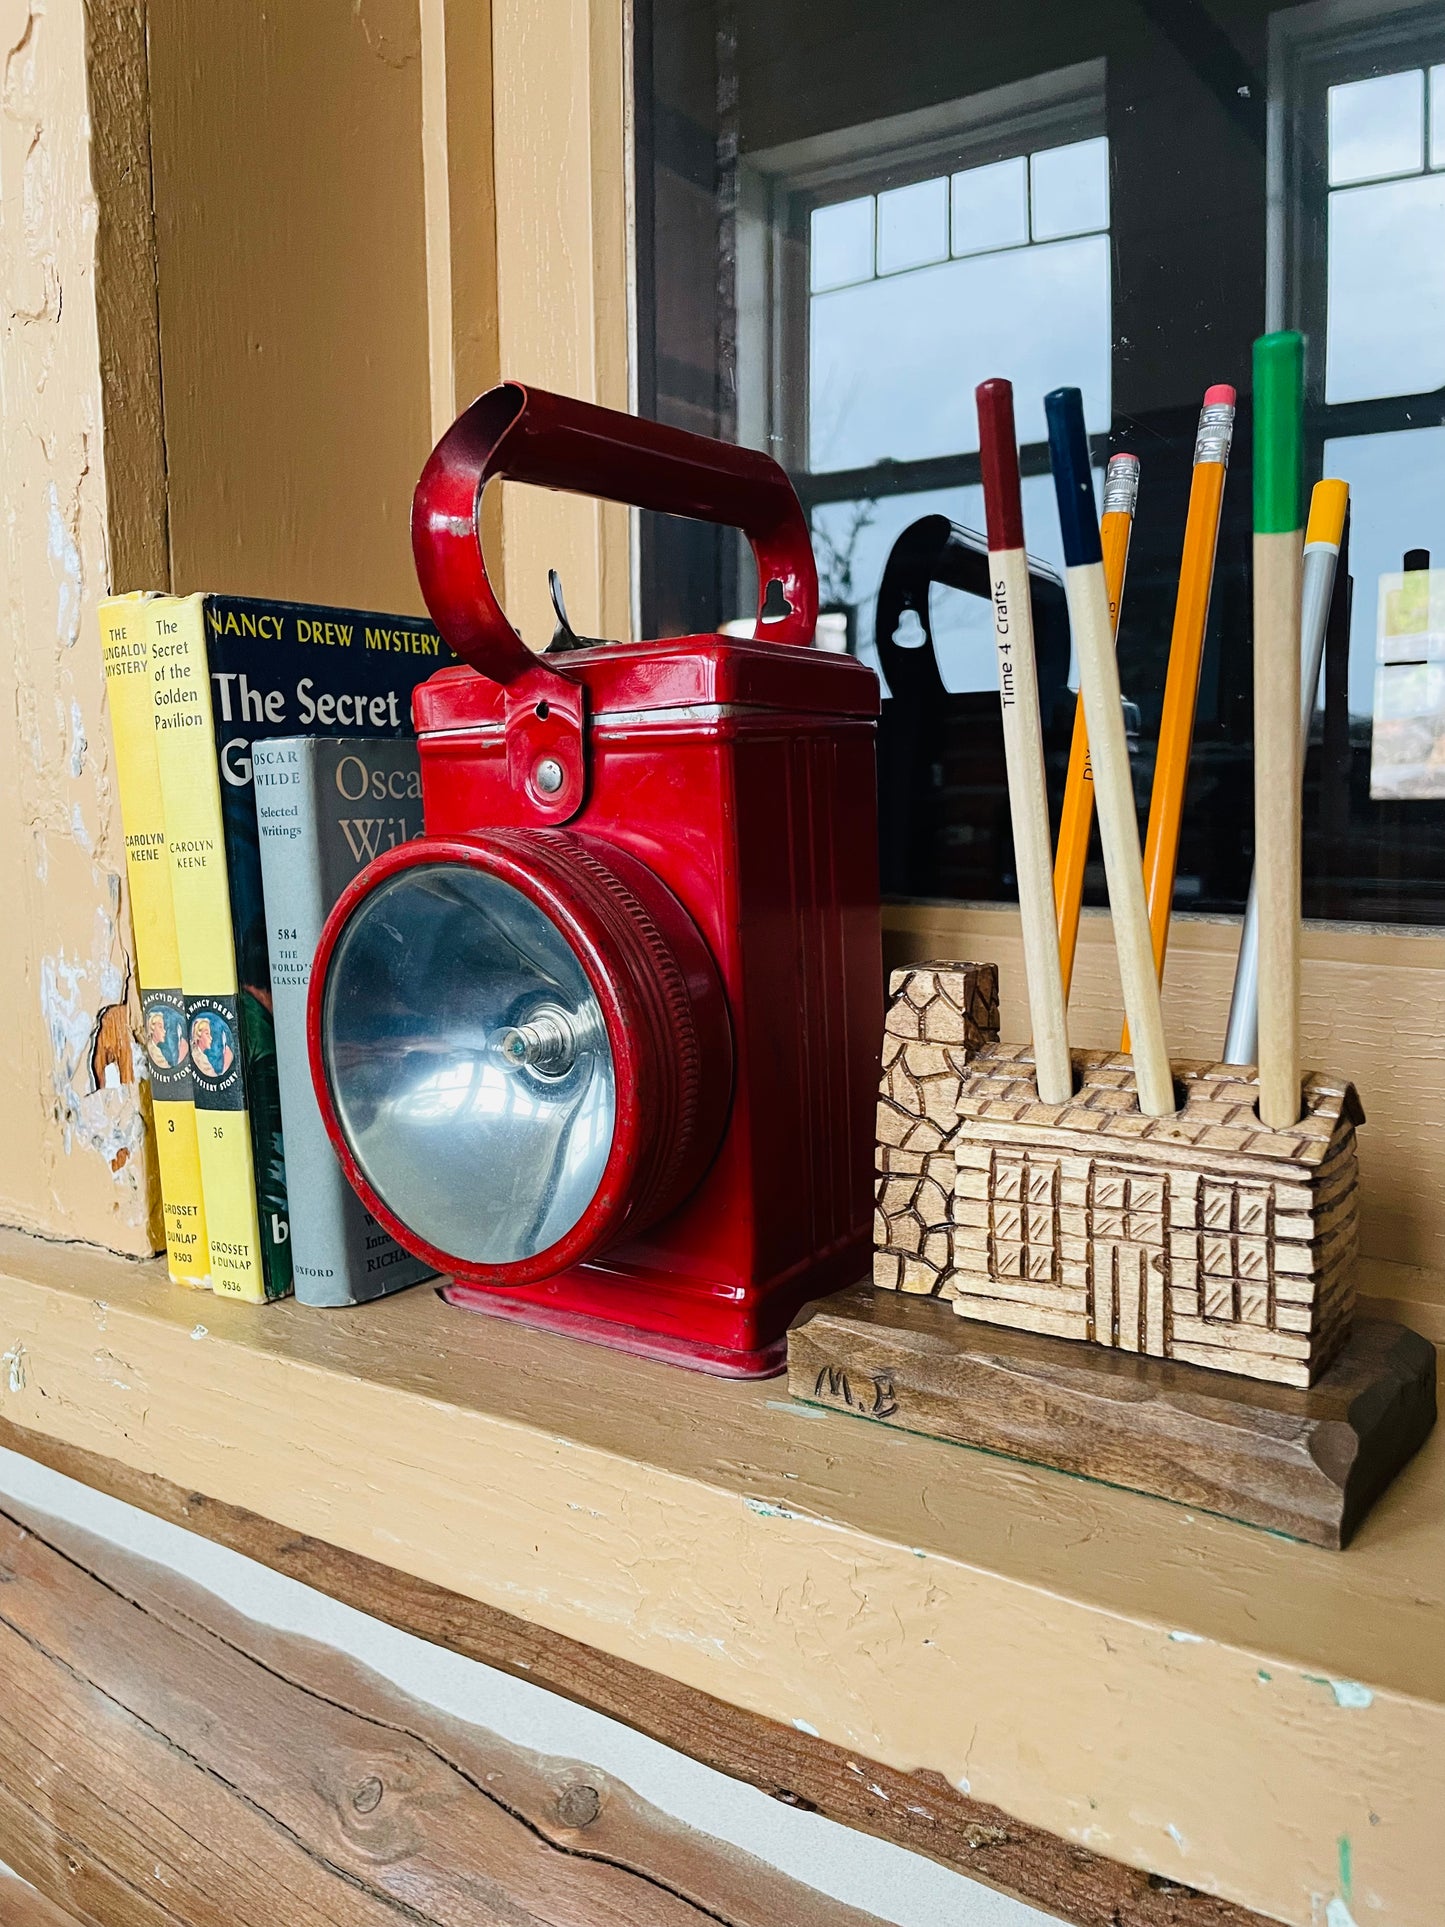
top-left (787, 1284), bottom-right (1435, 1547)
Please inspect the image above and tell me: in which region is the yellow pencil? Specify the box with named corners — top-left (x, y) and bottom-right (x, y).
top-left (1053, 452), bottom-right (1138, 999)
top-left (1122, 384), bottom-right (1236, 1050)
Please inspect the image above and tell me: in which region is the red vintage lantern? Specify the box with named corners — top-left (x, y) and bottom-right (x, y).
top-left (307, 383), bottom-right (881, 1374)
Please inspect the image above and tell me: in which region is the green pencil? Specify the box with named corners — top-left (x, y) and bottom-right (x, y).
top-left (1252, 331), bottom-right (1305, 1130)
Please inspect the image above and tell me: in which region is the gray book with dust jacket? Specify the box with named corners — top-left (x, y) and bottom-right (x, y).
top-left (255, 736), bottom-right (435, 1306)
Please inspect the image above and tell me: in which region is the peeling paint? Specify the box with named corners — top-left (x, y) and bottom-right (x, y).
top-left (1303, 1674), bottom-right (1374, 1709)
top-left (742, 1496), bottom-right (850, 1534)
top-left (69, 696), bottom-right (86, 775)
top-left (1326, 1902), bottom-right (1358, 1927)
top-left (2, 1343), bottom-right (26, 1394)
top-left (190, 1324), bottom-right (208, 1341)
top-left (1167, 1823), bottom-right (1187, 1850)
top-left (1169, 1630), bottom-right (1204, 1644)
top-left (40, 924), bottom-right (147, 1185)
top-left (46, 478), bottom-right (82, 646)
top-left (791, 1717), bottom-right (819, 1737)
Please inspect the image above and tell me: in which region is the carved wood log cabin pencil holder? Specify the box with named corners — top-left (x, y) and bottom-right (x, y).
top-left (793, 360), bottom-right (1433, 1542)
top-left (785, 955), bottom-right (1436, 1549)
top-left (874, 962), bottom-right (1361, 1390)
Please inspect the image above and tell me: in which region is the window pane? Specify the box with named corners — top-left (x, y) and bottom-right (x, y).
top-left (1326, 173), bottom-right (1445, 402)
top-left (876, 176), bottom-right (948, 274)
top-left (831, 473), bottom-right (1094, 698)
top-left (1328, 70), bottom-right (1424, 185)
top-left (1432, 65), bottom-right (1445, 169)
top-left (1322, 426), bottom-right (1445, 715)
top-left (951, 157), bottom-right (1028, 255)
top-left (1030, 136), bottom-right (1109, 240)
top-left (809, 235), bottom-right (1111, 470)
top-left (810, 196), bottom-right (874, 292)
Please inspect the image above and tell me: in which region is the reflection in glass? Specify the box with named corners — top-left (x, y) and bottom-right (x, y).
top-left (810, 196), bottom-right (874, 292)
top-left (1325, 174), bottom-right (1445, 402)
top-left (809, 235), bottom-right (1110, 471)
top-left (877, 176), bottom-right (948, 274)
top-left (321, 864), bottom-right (615, 1265)
top-left (951, 156), bottom-right (1028, 256)
top-left (1322, 425), bottom-right (1445, 713)
top-left (1327, 70), bottom-right (1424, 185)
top-left (818, 470), bottom-right (1098, 696)
top-left (1030, 136), bottom-right (1110, 240)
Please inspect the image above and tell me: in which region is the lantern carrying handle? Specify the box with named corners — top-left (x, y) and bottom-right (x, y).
top-left (411, 381), bottom-right (820, 687)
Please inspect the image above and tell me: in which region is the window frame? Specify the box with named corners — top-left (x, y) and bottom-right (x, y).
top-left (736, 60), bottom-right (1111, 519)
top-left (1271, 0), bottom-right (1445, 479)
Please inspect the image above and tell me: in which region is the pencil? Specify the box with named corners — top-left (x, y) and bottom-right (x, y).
top-left (1250, 331), bottom-right (1306, 1130)
top-left (1224, 477), bottom-right (1348, 1066)
top-left (1054, 452), bottom-right (1138, 1000)
top-left (1045, 387), bottom-right (1176, 1118)
top-left (977, 378), bottom-right (1072, 1104)
top-left (1123, 385), bottom-right (1235, 1050)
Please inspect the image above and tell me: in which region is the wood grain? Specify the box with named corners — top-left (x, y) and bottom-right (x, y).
top-left (0, 1868), bottom-right (85, 1927)
top-left (877, 1024), bottom-right (1363, 1387)
top-left (0, 1492), bottom-right (887, 1927)
top-left (990, 548), bottom-right (1072, 1104)
top-left (882, 903), bottom-right (1445, 1277)
top-left (1254, 530), bottom-right (1304, 1129)
top-left (790, 1286), bottom-right (1435, 1547)
top-left (1063, 560), bottom-right (1176, 1116)
top-left (0, 1417), bottom-right (1269, 1927)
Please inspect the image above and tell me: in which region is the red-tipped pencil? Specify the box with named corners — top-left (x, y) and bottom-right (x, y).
top-left (977, 378), bottom-right (1072, 1104)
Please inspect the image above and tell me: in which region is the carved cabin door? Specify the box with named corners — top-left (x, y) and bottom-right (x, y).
top-left (1087, 1166), bottom-right (1168, 1356)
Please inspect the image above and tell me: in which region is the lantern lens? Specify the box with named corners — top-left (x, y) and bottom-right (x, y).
top-left (320, 862), bottom-right (615, 1264)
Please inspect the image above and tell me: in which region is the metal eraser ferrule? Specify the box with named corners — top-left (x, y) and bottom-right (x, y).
top-left (1045, 387), bottom-right (1102, 570)
top-left (1101, 454), bottom-right (1140, 519)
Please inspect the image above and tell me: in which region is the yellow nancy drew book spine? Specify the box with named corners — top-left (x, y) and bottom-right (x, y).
top-left (150, 595), bottom-right (280, 1302)
top-left (100, 594), bottom-right (210, 1289)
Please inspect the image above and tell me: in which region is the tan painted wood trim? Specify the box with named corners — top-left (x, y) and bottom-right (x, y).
top-left (490, 0), bottom-right (632, 650)
top-left (421, 0), bottom-right (500, 443)
top-left (0, 1492), bottom-right (884, 1927)
top-left (0, 1228), bottom-right (1437, 1925)
top-left (83, 0), bottom-right (170, 593)
top-left (884, 901), bottom-right (1445, 1273)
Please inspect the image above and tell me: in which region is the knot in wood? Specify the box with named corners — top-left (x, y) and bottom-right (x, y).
top-left (352, 1775), bottom-right (384, 1814)
top-left (556, 1782), bottom-right (601, 1828)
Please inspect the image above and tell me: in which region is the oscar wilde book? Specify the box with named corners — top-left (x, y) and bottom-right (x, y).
top-left (99, 594), bottom-right (210, 1289)
top-left (150, 592), bottom-right (449, 1302)
top-left (255, 737), bottom-right (435, 1306)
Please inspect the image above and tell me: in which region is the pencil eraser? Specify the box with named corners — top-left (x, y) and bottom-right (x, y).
top-left (1204, 384), bottom-right (1236, 407)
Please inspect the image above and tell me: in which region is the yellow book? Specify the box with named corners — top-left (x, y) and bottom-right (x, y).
top-left (150, 594), bottom-right (277, 1302)
top-left (99, 595), bottom-right (210, 1289)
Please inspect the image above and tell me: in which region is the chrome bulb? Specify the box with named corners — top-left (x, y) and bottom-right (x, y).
top-left (497, 1005), bottom-right (577, 1078)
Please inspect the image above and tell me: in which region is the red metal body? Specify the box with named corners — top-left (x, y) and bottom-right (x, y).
top-left (308, 382), bottom-right (882, 1373)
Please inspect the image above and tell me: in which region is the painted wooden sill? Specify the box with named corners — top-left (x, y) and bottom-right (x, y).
top-left (0, 1227), bottom-right (1439, 1927)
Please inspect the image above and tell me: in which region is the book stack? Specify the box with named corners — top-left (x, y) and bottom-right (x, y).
top-left (101, 591), bottom-right (449, 1306)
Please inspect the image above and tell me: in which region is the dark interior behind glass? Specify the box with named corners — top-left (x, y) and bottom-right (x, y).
top-left (633, 0), bottom-right (1445, 924)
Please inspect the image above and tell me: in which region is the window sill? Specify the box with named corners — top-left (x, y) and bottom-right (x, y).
top-left (0, 1225), bottom-right (1439, 1926)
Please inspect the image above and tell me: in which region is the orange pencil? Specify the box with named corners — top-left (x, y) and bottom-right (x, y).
top-left (1053, 452), bottom-right (1138, 999)
top-left (1124, 385), bottom-right (1236, 1047)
